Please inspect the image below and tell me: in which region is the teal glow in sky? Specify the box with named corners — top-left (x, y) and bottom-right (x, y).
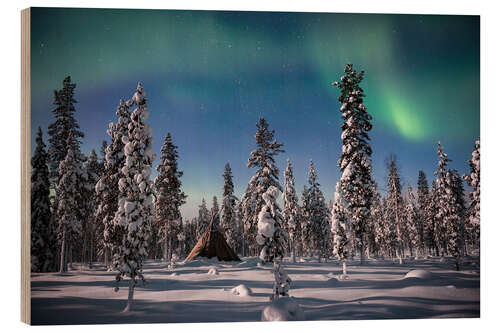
top-left (30, 8), bottom-right (480, 218)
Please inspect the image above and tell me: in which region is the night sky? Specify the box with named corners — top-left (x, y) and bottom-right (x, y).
top-left (30, 8), bottom-right (480, 219)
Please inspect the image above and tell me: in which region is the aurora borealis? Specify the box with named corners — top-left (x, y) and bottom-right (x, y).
top-left (30, 8), bottom-right (480, 218)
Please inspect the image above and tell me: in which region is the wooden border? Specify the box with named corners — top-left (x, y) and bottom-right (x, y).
top-left (21, 7), bottom-right (31, 325)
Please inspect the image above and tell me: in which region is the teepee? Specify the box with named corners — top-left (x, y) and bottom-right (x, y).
top-left (184, 212), bottom-right (240, 262)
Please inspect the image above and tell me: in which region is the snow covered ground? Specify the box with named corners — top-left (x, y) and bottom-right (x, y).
top-left (31, 256), bottom-right (480, 325)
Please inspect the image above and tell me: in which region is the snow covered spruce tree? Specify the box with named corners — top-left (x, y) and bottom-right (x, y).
top-left (386, 155), bottom-right (406, 264)
top-left (282, 159), bottom-right (300, 262)
top-left (242, 118), bottom-right (284, 256)
top-left (425, 181), bottom-right (440, 256)
top-left (332, 63), bottom-right (374, 265)
top-left (442, 170), bottom-right (465, 270)
top-left (300, 185), bottom-right (311, 256)
top-left (95, 99), bottom-right (131, 268)
top-left (463, 139), bottom-right (480, 249)
top-left (331, 182), bottom-right (350, 275)
top-left (405, 185), bottom-right (420, 258)
top-left (82, 150), bottom-right (101, 267)
top-left (302, 161), bottom-right (330, 262)
top-left (434, 142), bottom-right (451, 256)
top-left (154, 133), bottom-right (187, 261)
top-left (370, 186), bottom-right (385, 258)
top-left (31, 127), bottom-right (56, 272)
top-left (47, 76), bottom-right (85, 184)
top-left (196, 199), bottom-right (210, 238)
top-left (56, 134), bottom-right (84, 273)
top-left (221, 163), bottom-right (240, 252)
top-left (257, 186), bottom-right (290, 299)
top-left (113, 83), bottom-right (155, 312)
top-left (417, 171), bottom-right (431, 256)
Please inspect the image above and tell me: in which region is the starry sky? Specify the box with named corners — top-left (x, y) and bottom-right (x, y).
top-left (30, 8), bottom-right (480, 219)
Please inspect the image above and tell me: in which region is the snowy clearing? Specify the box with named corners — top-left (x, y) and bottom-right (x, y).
top-left (31, 256), bottom-right (479, 325)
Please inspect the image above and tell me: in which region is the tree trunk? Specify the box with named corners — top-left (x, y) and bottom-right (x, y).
top-left (342, 260), bottom-right (347, 275)
top-left (164, 238), bottom-right (168, 263)
top-left (359, 239), bottom-right (365, 265)
top-left (59, 230), bottom-right (67, 273)
top-left (123, 278), bottom-right (135, 312)
top-left (68, 243), bottom-right (73, 270)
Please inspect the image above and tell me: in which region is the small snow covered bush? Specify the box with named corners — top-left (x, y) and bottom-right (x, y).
top-left (230, 284), bottom-right (252, 297)
top-left (261, 297), bottom-right (305, 321)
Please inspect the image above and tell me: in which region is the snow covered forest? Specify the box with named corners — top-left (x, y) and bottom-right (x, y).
top-left (30, 64), bottom-right (480, 324)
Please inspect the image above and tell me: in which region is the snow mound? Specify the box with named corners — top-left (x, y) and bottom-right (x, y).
top-left (261, 297), bottom-right (305, 321)
top-left (404, 269), bottom-right (434, 279)
top-left (207, 266), bottom-right (219, 275)
top-left (170, 273), bottom-right (177, 277)
top-left (230, 284), bottom-right (252, 297)
top-left (338, 274), bottom-right (349, 280)
top-left (439, 258), bottom-right (445, 263)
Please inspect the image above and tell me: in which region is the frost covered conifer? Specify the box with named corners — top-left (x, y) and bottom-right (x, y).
top-left (331, 182), bottom-right (350, 275)
top-left (256, 186), bottom-right (290, 299)
top-left (196, 199), bottom-right (210, 238)
top-left (242, 118), bottom-right (284, 256)
top-left (31, 127), bottom-right (55, 272)
top-left (443, 170), bottom-right (465, 270)
top-left (154, 133), bottom-right (187, 261)
top-left (370, 187), bottom-right (385, 257)
top-left (221, 163), bottom-right (240, 251)
top-left (463, 139), bottom-right (480, 248)
top-left (386, 155), bottom-right (405, 264)
top-left (56, 134), bottom-right (83, 273)
top-left (434, 142), bottom-right (451, 255)
top-left (333, 64), bottom-right (374, 265)
top-left (300, 185), bottom-right (311, 256)
top-left (95, 99), bottom-right (131, 267)
top-left (112, 83), bottom-right (155, 312)
top-left (405, 185), bottom-right (420, 258)
top-left (424, 181), bottom-right (439, 256)
top-left (282, 159), bottom-right (300, 262)
top-left (48, 76), bottom-right (84, 183)
top-left (82, 150), bottom-right (101, 267)
top-left (302, 161), bottom-right (330, 262)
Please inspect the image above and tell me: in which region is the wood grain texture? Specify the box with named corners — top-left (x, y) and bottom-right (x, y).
top-left (21, 7), bottom-right (31, 325)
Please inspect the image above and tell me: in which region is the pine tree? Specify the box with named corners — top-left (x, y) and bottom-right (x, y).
top-left (95, 99), bottom-right (131, 268)
top-left (113, 83), bottom-right (155, 312)
top-left (98, 140), bottom-right (108, 175)
top-left (221, 163), bottom-right (240, 252)
top-left (47, 76), bottom-right (84, 184)
top-left (56, 134), bottom-right (83, 273)
top-left (31, 127), bottom-right (55, 272)
top-left (256, 186), bottom-right (289, 299)
top-left (443, 170), bottom-right (464, 270)
top-left (331, 182), bottom-right (350, 275)
top-left (81, 150), bottom-right (101, 267)
top-left (242, 118), bottom-right (284, 256)
top-left (434, 142), bottom-right (451, 256)
top-left (417, 171), bottom-right (430, 256)
top-left (282, 159), bottom-right (300, 262)
top-left (300, 185), bottom-right (312, 256)
top-left (333, 63), bottom-right (374, 265)
top-left (370, 187), bottom-right (385, 258)
top-left (386, 155), bottom-right (405, 264)
top-left (196, 199), bottom-right (210, 238)
top-left (405, 185), bottom-right (420, 258)
top-left (424, 181), bottom-right (439, 256)
top-left (463, 139), bottom-right (480, 249)
top-left (303, 161), bottom-right (330, 262)
top-left (154, 133), bottom-right (187, 261)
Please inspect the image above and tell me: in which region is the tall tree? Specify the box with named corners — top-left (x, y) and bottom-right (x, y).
top-left (154, 133), bottom-right (187, 261)
top-left (220, 163), bottom-right (240, 252)
top-left (405, 185), bottom-right (420, 257)
top-left (331, 182), bottom-right (350, 275)
top-left (95, 99), bottom-right (131, 268)
top-left (463, 139), bottom-right (480, 249)
top-left (434, 142), bottom-right (451, 256)
top-left (242, 118), bottom-right (284, 256)
top-left (443, 170), bottom-right (465, 270)
top-left (333, 63), bottom-right (374, 265)
top-left (417, 171), bottom-right (430, 256)
top-left (31, 127), bottom-right (55, 272)
top-left (81, 150), bottom-right (101, 267)
top-left (386, 155), bottom-right (405, 264)
top-left (47, 76), bottom-right (84, 184)
top-left (196, 199), bottom-right (210, 238)
top-left (282, 159), bottom-right (300, 262)
top-left (56, 134), bottom-right (83, 273)
top-left (113, 83), bottom-right (155, 312)
top-left (302, 161), bottom-right (330, 262)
